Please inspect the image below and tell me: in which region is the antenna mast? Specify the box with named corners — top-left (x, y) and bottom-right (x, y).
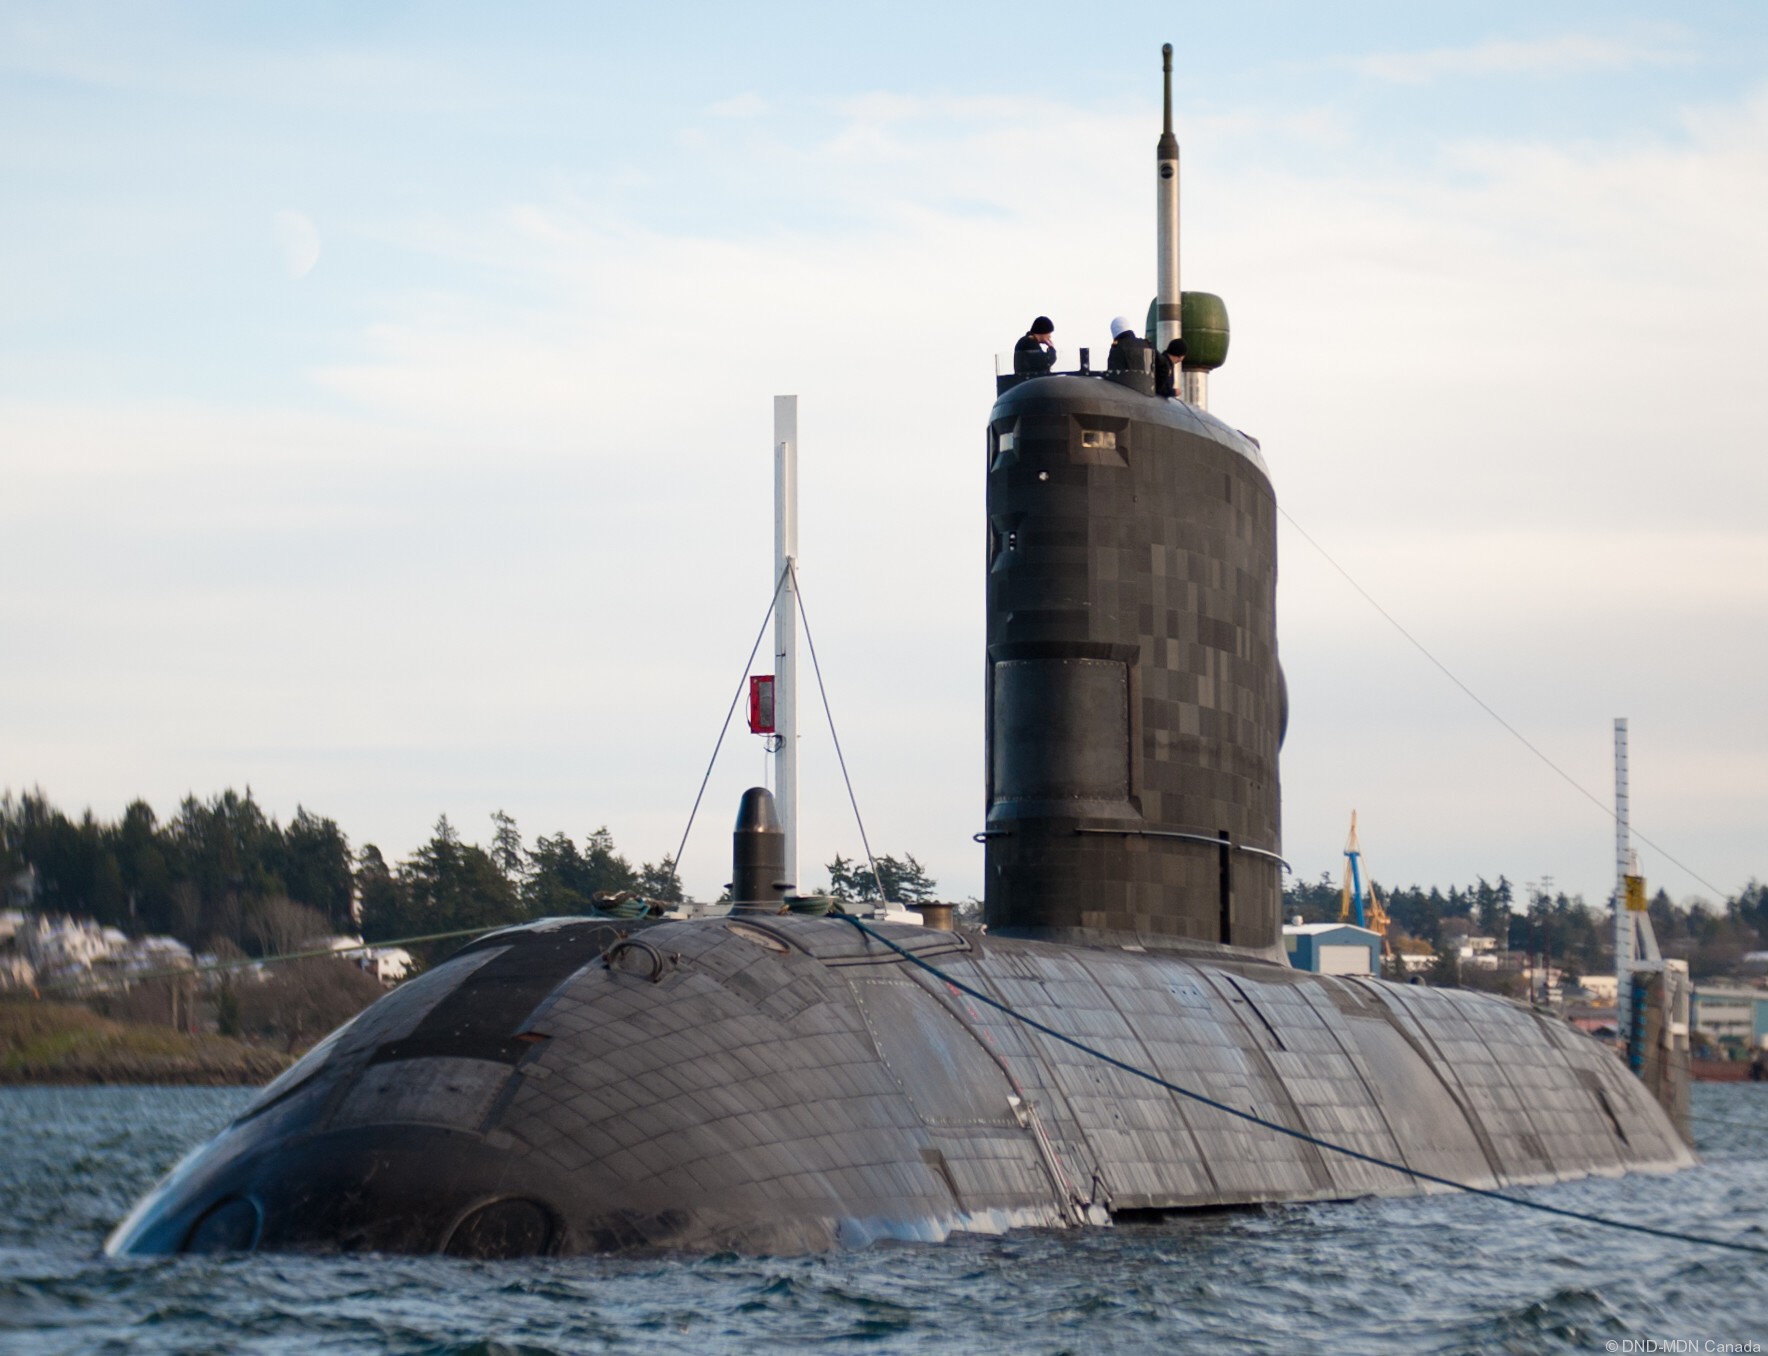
top-left (1154, 43), bottom-right (1182, 354)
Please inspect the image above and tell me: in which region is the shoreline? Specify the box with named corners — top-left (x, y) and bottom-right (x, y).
top-left (0, 999), bottom-right (294, 1087)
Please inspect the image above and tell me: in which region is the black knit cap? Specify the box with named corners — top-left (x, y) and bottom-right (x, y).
top-left (1030, 316), bottom-right (1054, 334)
top-left (1165, 338), bottom-right (1187, 358)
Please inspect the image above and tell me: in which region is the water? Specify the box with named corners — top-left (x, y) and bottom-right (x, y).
top-left (1, 1085), bottom-right (1764, 1355)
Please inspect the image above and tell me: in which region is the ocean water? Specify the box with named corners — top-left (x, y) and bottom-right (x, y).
top-left (1, 1084), bottom-right (1764, 1355)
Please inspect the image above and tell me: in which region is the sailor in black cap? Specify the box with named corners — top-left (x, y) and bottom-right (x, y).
top-left (1155, 336), bottom-right (1186, 398)
top-left (1013, 316), bottom-right (1056, 376)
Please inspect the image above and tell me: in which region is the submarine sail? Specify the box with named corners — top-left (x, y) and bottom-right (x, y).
top-left (108, 45), bottom-right (1693, 1260)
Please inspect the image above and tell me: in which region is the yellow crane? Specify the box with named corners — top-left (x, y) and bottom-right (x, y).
top-left (1339, 811), bottom-right (1391, 949)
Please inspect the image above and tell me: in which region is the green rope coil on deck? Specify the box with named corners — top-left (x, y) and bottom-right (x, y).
top-left (586, 893), bottom-right (670, 921)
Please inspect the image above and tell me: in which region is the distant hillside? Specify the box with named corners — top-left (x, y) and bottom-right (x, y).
top-left (0, 1000), bottom-right (292, 1085)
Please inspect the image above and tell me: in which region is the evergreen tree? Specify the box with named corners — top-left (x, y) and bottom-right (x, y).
top-left (7, 791), bottom-right (92, 916)
top-left (76, 810), bottom-right (127, 925)
top-left (581, 828), bottom-right (638, 896)
top-left (1280, 872), bottom-right (1339, 923)
top-left (163, 789), bottom-right (284, 944)
top-left (637, 854), bottom-right (685, 903)
top-left (399, 815), bottom-right (522, 935)
top-left (0, 792), bottom-right (19, 879)
top-left (1473, 876), bottom-right (1511, 937)
top-left (490, 810), bottom-right (525, 885)
top-left (523, 828), bottom-right (638, 915)
top-left (824, 853), bottom-right (937, 904)
top-left (114, 799), bottom-right (174, 933)
top-left (1427, 947), bottom-right (1459, 987)
top-left (524, 833), bottom-right (593, 915)
top-left (356, 843), bottom-right (408, 942)
top-left (280, 807), bottom-right (354, 931)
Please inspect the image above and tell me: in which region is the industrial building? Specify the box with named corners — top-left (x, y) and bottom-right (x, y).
top-left (1281, 922), bottom-right (1382, 976)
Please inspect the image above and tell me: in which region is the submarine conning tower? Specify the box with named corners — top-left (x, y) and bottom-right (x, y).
top-left (983, 45), bottom-right (1284, 956)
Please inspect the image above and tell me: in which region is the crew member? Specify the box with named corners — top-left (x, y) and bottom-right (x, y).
top-left (1155, 337), bottom-right (1186, 398)
top-left (1107, 316), bottom-right (1153, 374)
top-left (1014, 317), bottom-right (1056, 375)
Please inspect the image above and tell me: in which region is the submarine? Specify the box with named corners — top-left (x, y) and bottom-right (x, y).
top-left (108, 46), bottom-right (1693, 1260)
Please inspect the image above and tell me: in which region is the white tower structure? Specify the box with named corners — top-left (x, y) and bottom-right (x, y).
top-left (1614, 717), bottom-right (1664, 1049)
top-left (1614, 718), bottom-right (1634, 1036)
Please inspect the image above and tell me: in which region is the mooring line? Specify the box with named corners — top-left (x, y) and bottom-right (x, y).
top-left (31, 910), bottom-right (663, 998)
top-left (792, 563), bottom-right (887, 902)
top-left (1276, 504), bottom-right (1727, 900)
top-left (837, 914), bottom-right (1768, 1259)
top-left (671, 562), bottom-right (791, 877)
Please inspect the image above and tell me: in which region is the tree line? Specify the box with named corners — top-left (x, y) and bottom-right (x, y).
top-left (0, 789), bottom-right (687, 957)
top-left (1282, 872), bottom-right (1768, 981)
top-left (354, 814), bottom-right (686, 953)
top-left (1, 790), bottom-right (354, 949)
top-left (0, 790), bottom-right (944, 967)
top-left (15, 785), bottom-right (1758, 983)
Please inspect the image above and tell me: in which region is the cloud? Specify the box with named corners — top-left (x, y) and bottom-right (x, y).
top-left (272, 209), bottom-right (321, 277)
top-left (831, 91), bottom-right (1041, 126)
top-left (0, 10), bottom-right (490, 113)
top-left (7, 61), bottom-right (1768, 907)
top-left (708, 91), bottom-right (768, 118)
top-left (1350, 30), bottom-right (1693, 85)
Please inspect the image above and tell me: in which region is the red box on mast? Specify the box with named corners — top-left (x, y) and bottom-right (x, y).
top-left (748, 675), bottom-right (776, 735)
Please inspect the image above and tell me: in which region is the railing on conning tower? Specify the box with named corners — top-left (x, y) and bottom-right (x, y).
top-left (993, 348), bottom-right (1159, 399)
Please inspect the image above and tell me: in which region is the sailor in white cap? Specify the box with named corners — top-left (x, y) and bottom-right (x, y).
top-left (1107, 315), bottom-right (1153, 375)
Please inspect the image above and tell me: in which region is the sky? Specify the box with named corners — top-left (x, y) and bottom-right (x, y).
top-left (3, 1), bottom-right (1765, 913)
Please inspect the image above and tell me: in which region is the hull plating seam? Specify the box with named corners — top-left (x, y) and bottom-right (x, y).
top-left (836, 917), bottom-right (1752, 1256)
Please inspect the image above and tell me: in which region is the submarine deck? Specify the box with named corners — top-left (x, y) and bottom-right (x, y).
top-left (109, 915), bottom-right (1692, 1257)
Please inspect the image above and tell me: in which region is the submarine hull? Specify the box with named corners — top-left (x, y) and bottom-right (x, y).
top-left (109, 915), bottom-right (1692, 1257)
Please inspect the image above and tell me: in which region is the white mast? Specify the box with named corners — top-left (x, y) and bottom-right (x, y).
top-left (773, 395), bottom-right (799, 893)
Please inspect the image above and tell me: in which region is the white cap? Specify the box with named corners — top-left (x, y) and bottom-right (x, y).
top-left (1109, 316), bottom-right (1134, 338)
